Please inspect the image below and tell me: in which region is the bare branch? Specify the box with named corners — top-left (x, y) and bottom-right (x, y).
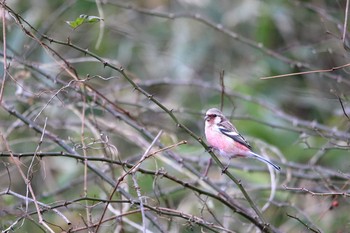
top-left (286, 214), bottom-right (321, 233)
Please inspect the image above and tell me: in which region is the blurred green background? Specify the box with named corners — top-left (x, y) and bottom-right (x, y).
top-left (0, 0), bottom-right (349, 232)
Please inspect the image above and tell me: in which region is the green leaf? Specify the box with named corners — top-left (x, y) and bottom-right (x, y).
top-left (85, 15), bottom-right (102, 23)
top-left (66, 14), bottom-right (103, 29)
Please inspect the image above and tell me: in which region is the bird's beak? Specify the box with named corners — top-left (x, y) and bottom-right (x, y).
top-left (204, 115), bottom-right (209, 121)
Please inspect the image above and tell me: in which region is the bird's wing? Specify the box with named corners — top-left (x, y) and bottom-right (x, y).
top-left (218, 121), bottom-right (252, 149)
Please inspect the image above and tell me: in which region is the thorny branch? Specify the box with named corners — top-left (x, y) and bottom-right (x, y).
top-left (1, 1), bottom-right (350, 233)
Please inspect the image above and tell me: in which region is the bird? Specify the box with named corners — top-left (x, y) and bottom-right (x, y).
top-left (204, 108), bottom-right (280, 170)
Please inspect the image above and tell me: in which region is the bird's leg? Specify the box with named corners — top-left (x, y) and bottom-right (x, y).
top-left (221, 165), bottom-right (228, 174)
top-left (221, 158), bottom-right (231, 174)
top-left (206, 146), bottom-right (214, 153)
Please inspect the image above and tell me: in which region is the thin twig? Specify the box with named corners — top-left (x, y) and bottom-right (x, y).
top-left (260, 62), bottom-right (350, 80)
top-left (130, 130), bottom-right (163, 232)
top-left (136, 79), bottom-right (350, 141)
top-left (337, 96), bottom-right (350, 121)
top-left (0, 149), bottom-right (264, 227)
top-left (219, 70), bottom-right (225, 111)
top-left (131, 174), bottom-right (146, 232)
top-left (80, 87), bottom-right (93, 232)
top-left (286, 213), bottom-right (321, 233)
top-left (1, 102), bottom-right (259, 227)
top-left (131, 130), bottom-right (163, 233)
top-left (94, 0), bottom-right (105, 49)
top-left (0, 131), bottom-right (55, 233)
top-left (284, 185), bottom-right (350, 197)
top-left (94, 131), bottom-right (185, 233)
top-left (0, 0), bottom-right (7, 104)
top-left (25, 117), bottom-right (47, 213)
top-left (0, 190), bottom-right (71, 225)
top-left (343, 0), bottom-right (349, 43)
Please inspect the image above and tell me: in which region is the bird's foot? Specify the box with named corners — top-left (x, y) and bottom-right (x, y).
top-left (206, 146), bottom-right (214, 153)
top-left (221, 164), bottom-right (229, 174)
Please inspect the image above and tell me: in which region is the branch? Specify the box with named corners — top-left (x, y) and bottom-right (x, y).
top-left (286, 213), bottom-right (321, 233)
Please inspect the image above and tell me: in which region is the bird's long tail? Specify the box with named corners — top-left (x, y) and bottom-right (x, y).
top-left (250, 152), bottom-right (281, 171)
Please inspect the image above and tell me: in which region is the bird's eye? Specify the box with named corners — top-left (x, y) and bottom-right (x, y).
top-left (212, 114), bottom-right (217, 117)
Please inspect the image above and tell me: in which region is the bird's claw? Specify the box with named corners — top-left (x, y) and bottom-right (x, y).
top-left (221, 164), bottom-right (229, 174)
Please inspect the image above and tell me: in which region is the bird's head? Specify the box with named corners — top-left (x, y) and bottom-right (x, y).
top-left (204, 108), bottom-right (224, 125)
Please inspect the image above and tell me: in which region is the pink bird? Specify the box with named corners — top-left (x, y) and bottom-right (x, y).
top-left (204, 108), bottom-right (280, 170)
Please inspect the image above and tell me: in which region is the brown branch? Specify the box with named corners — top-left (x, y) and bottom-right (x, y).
top-left (94, 131), bottom-right (182, 232)
top-left (284, 185), bottom-right (350, 197)
top-left (0, 151), bottom-right (262, 229)
top-left (0, 131), bottom-right (55, 233)
top-left (1, 89), bottom-right (262, 229)
top-left (260, 62), bottom-right (350, 80)
top-left (337, 96), bottom-right (350, 121)
top-left (22, 195), bottom-right (233, 233)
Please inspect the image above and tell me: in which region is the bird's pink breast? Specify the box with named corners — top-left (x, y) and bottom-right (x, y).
top-left (205, 126), bottom-right (250, 158)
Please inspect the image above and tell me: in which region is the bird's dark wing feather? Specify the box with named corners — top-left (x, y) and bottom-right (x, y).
top-left (218, 124), bottom-right (252, 149)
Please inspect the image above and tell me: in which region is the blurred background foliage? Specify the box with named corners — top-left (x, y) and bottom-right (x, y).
top-left (1, 0), bottom-right (350, 232)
